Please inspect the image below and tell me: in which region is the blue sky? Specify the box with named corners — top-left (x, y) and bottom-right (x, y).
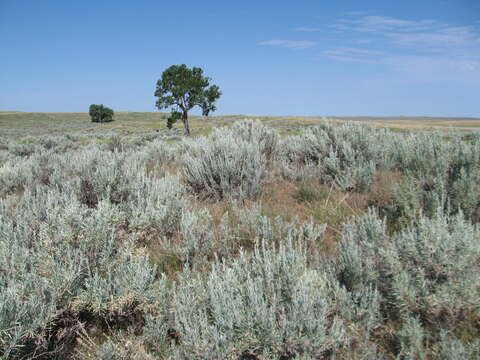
top-left (1, 0), bottom-right (479, 116)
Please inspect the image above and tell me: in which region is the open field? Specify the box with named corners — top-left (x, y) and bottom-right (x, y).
top-left (1, 111), bottom-right (480, 139)
top-left (1, 115), bottom-right (480, 359)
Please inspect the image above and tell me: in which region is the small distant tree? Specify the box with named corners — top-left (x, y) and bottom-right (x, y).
top-left (89, 104), bottom-right (114, 123)
top-left (154, 64), bottom-right (221, 136)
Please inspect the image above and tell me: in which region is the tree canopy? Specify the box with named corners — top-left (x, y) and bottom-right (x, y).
top-left (89, 104), bottom-right (114, 123)
top-left (154, 64), bottom-right (221, 135)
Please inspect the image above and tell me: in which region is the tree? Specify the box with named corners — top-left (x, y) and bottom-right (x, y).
top-left (154, 64), bottom-right (221, 136)
top-left (89, 104), bottom-right (114, 123)
top-left (201, 85), bottom-right (221, 117)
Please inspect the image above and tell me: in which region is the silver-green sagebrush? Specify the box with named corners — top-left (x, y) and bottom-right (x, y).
top-left (1, 120), bottom-right (480, 359)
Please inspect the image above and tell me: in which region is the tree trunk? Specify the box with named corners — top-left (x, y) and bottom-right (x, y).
top-left (182, 111), bottom-right (190, 136)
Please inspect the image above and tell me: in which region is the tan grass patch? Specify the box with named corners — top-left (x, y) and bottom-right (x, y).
top-left (260, 179), bottom-right (367, 253)
top-left (260, 179), bottom-right (310, 223)
top-left (366, 171), bottom-right (402, 209)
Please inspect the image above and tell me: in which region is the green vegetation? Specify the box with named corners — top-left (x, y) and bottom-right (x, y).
top-left (89, 104), bottom-right (114, 123)
top-left (295, 182), bottom-right (328, 203)
top-left (1, 111), bottom-right (479, 139)
top-left (154, 64), bottom-right (222, 135)
top-left (1, 116), bottom-right (480, 359)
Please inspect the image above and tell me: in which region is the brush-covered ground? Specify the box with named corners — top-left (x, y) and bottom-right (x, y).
top-left (1, 112), bottom-right (480, 359)
top-left (2, 111), bottom-right (480, 139)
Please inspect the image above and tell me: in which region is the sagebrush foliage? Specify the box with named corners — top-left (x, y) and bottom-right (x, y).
top-left (1, 120), bottom-right (480, 359)
top-left (278, 123), bottom-right (480, 224)
top-left (278, 123), bottom-right (396, 191)
top-left (182, 120), bottom-right (275, 200)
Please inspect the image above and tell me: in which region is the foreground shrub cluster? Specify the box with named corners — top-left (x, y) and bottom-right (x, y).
top-left (182, 120), bottom-right (278, 200)
top-left (0, 120), bottom-right (479, 359)
top-left (278, 123), bottom-right (480, 225)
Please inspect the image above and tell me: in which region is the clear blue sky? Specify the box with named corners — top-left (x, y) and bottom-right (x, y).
top-left (1, 0), bottom-right (479, 117)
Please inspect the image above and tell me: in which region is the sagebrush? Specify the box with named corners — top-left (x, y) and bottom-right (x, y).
top-left (1, 119), bottom-right (479, 359)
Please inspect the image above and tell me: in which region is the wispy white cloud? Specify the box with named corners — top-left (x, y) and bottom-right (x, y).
top-left (335, 15), bottom-right (437, 33)
top-left (265, 13), bottom-right (479, 83)
top-left (294, 27), bottom-right (321, 32)
top-left (331, 14), bottom-right (480, 49)
top-left (356, 15), bottom-right (413, 28)
top-left (324, 47), bottom-right (382, 57)
top-left (388, 26), bottom-right (480, 49)
top-left (344, 11), bottom-right (369, 17)
top-left (386, 55), bottom-right (480, 72)
top-left (384, 55), bottom-right (480, 83)
top-left (323, 47), bottom-right (383, 63)
top-left (323, 14), bottom-right (480, 82)
top-left (324, 47), bottom-right (382, 55)
top-left (258, 39), bottom-right (317, 49)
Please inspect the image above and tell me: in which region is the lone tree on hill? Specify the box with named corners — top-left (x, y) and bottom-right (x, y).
top-left (154, 64), bottom-right (221, 136)
top-left (89, 104), bottom-right (114, 123)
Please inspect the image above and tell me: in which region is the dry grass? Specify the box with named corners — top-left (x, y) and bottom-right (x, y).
top-left (2, 111), bottom-right (479, 140)
top-left (141, 175), bottom-right (375, 276)
top-left (260, 180), bottom-right (364, 252)
top-left (260, 179), bottom-right (311, 222)
top-left (258, 172), bottom-right (406, 251)
top-left (366, 171), bottom-right (402, 209)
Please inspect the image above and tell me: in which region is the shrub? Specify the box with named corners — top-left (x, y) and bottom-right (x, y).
top-left (2, 119), bottom-right (480, 359)
top-left (0, 187), bottom-right (162, 358)
top-left (169, 238), bottom-right (347, 359)
top-left (182, 122), bottom-right (270, 200)
top-left (8, 141), bottom-right (39, 157)
top-left (334, 209), bottom-right (480, 355)
top-left (89, 104), bottom-right (114, 123)
top-left (278, 122), bottom-right (396, 192)
top-left (126, 175), bottom-right (186, 235)
top-left (231, 119), bottom-right (279, 161)
top-left (389, 132), bottom-right (480, 224)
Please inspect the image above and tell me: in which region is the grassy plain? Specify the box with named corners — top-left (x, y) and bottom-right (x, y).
top-left (2, 110), bottom-right (480, 139)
